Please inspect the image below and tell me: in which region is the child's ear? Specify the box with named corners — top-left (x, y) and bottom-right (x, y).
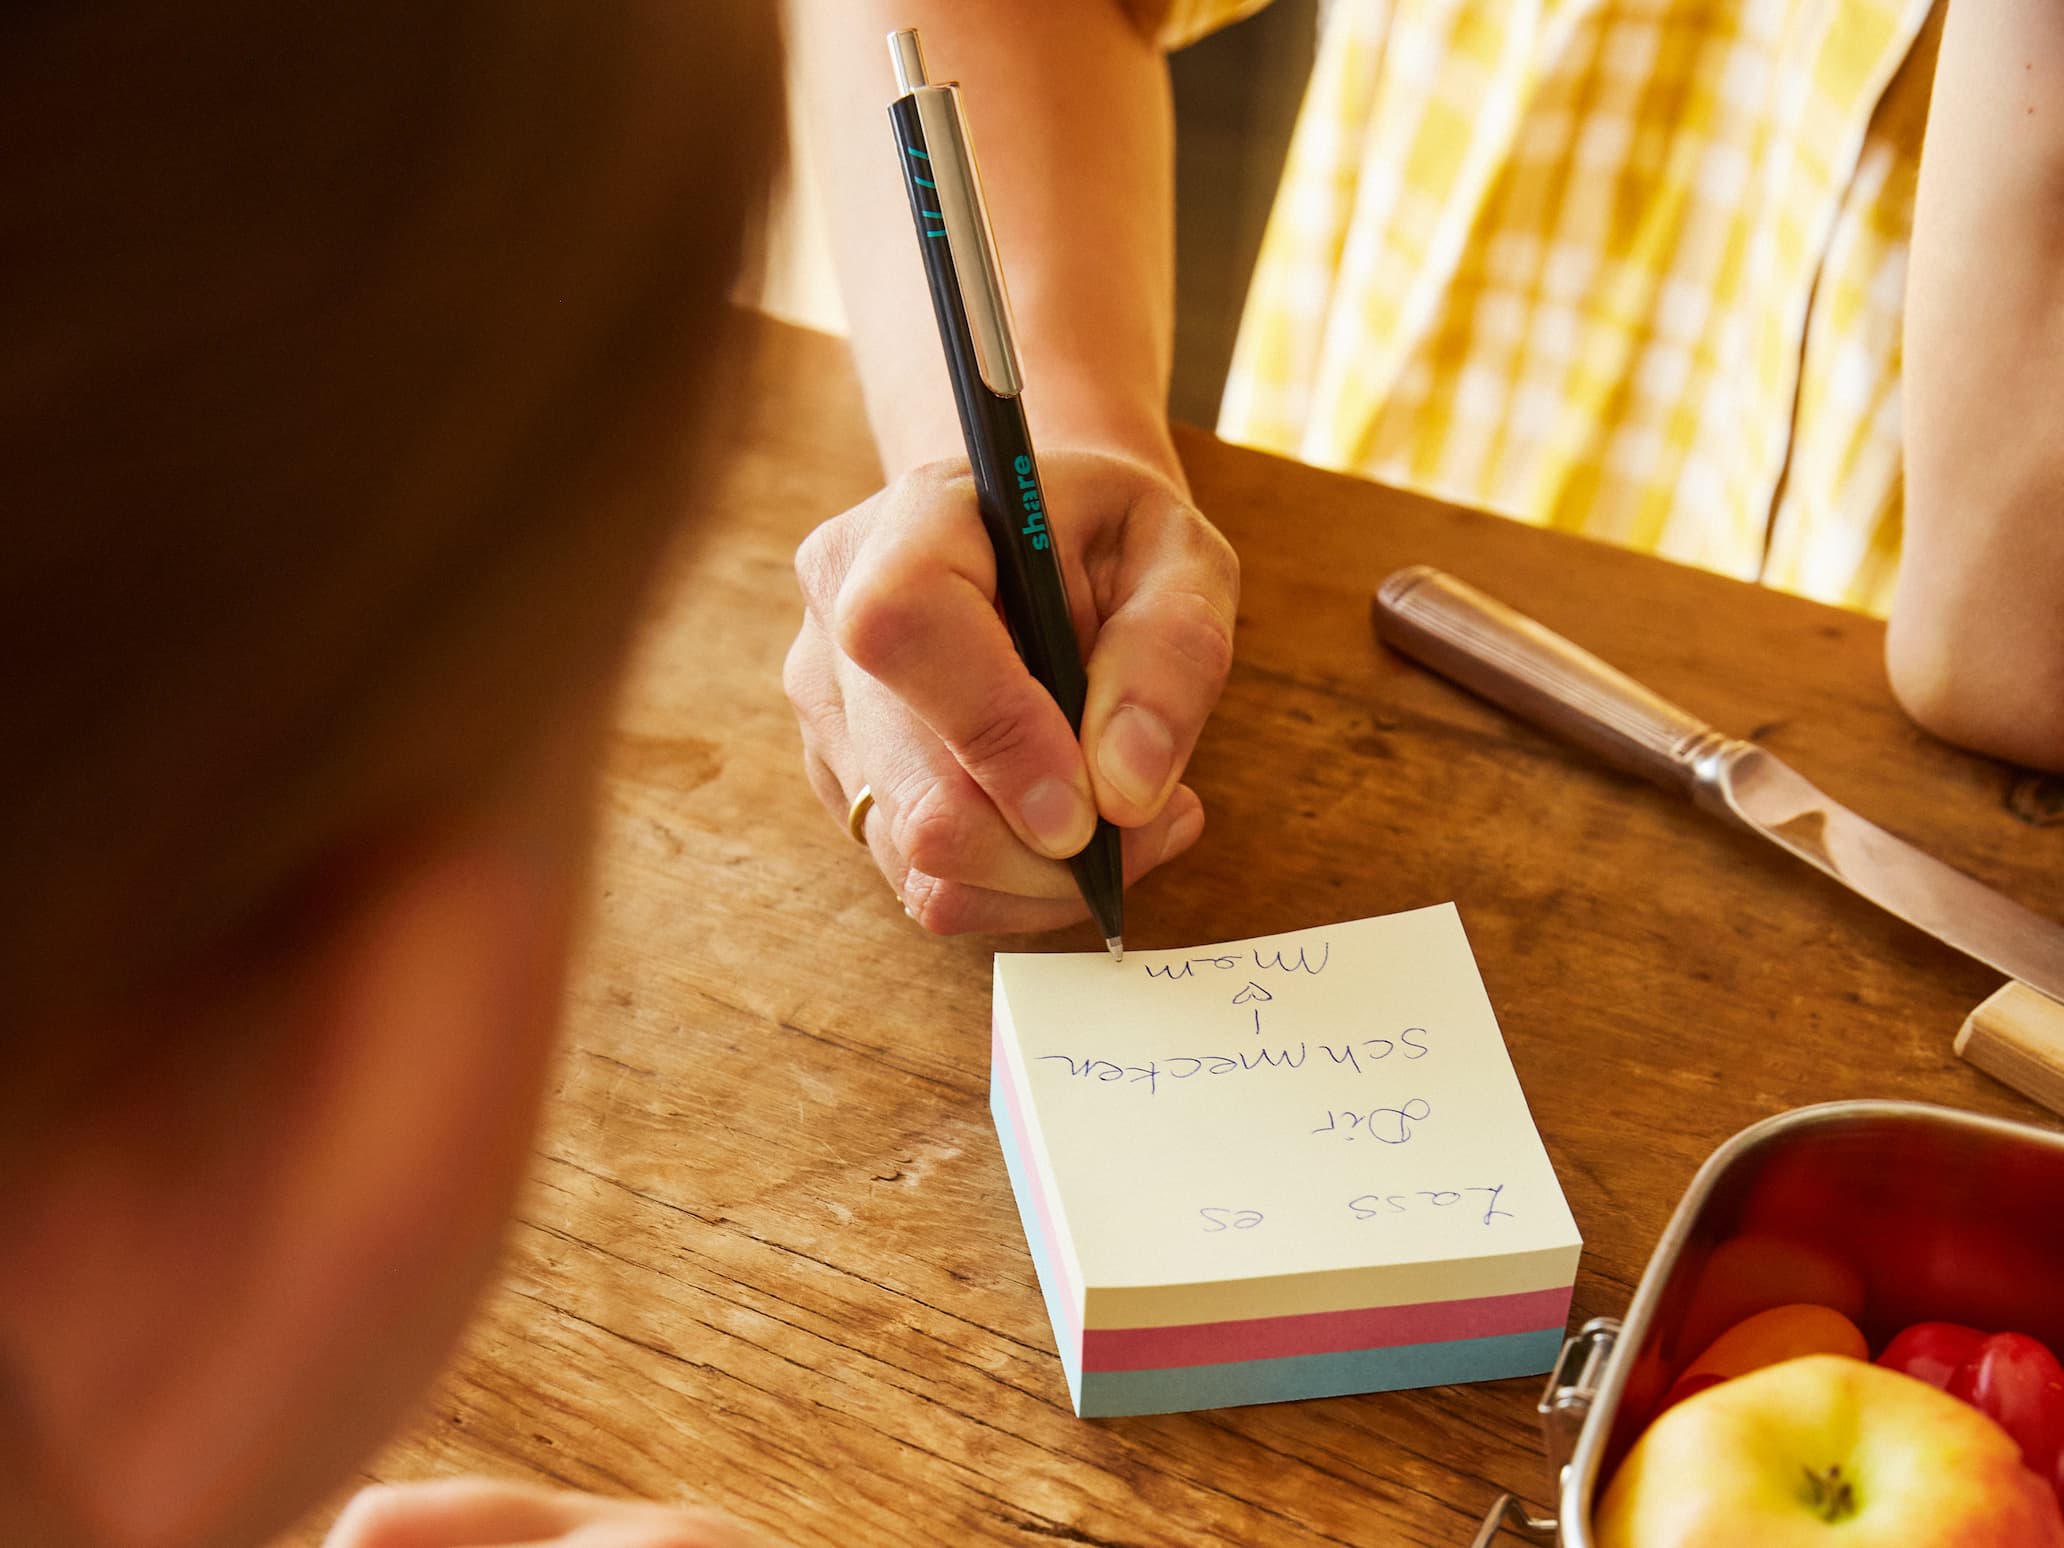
top-left (2, 835), bottom-right (580, 1548)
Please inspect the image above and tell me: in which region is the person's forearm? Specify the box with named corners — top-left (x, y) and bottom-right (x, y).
top-left (1891, 0), bottom-right (2064, 768)
top-left (785, 0), bottom-right (1183, 487)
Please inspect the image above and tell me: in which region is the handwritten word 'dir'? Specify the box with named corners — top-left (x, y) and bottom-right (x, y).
top-left (1311, 1099), bottom-right (1431, 1143)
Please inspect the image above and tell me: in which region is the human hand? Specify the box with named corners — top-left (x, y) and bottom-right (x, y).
top-left (786, 449), bottom-right (1238, 934)
top-left (323, 1479), bottom-right (769, 1547)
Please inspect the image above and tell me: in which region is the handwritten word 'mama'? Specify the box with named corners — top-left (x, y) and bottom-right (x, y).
top-left (1142, 941), bottom-right (1330, 981)
top-left (1036, 1030), bottom-right (1426, 1095)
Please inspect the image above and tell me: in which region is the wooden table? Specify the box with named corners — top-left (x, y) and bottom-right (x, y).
top-left (294, 314), bottom-right (2064, 1547)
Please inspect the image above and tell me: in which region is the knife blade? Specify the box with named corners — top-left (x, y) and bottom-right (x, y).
top-left (1372, 564), bottom-right (2064, 1005)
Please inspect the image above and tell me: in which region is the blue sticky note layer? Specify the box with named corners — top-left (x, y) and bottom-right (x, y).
top-left (1073, 1328), bottom-right (1564, 1418)
top-left (989, 1073), bottom-right (1563, 1418)
top-left (993, 1072), bottom-right (1086, 1411)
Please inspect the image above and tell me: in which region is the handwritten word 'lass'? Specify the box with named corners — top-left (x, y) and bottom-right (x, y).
top-left (1348, 1184), bottom-right (1512, 1227)
top-left (1193, 1185), bottom-right (1512, 1232)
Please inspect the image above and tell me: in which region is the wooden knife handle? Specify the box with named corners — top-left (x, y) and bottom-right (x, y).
top-left (1373, 565), bottom-right (1731, 794)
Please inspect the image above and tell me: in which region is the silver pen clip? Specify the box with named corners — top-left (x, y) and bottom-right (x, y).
top-left (889, 29), bottom-right (1024, 398)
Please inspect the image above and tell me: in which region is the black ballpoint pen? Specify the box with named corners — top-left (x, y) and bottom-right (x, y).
top-left (885, 28), bottom-right (1125, 961)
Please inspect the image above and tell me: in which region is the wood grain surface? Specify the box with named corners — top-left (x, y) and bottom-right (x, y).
top-left (286, 314), bottom-right (2064, 1548)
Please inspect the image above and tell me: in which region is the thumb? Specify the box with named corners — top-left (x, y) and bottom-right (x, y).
top-left (1081, 502), bottom-right (1238, 827)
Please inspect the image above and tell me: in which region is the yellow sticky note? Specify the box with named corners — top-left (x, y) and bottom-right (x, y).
top-left (990, 904), bottom-right (1582, 1416)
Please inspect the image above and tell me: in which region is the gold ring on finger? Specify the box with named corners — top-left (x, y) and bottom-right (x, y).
top-left (846, 784), bottom-right (875, 846)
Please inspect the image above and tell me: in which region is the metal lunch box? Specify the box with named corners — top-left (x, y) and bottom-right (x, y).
top-left (1469, 1100), bottom-right (2064, 1546)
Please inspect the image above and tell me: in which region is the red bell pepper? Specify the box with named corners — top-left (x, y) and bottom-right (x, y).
top-left (1882, 1324), bottom-right (2064, 1499)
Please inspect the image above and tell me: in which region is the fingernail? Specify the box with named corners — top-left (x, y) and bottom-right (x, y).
top-left (1161, 803), bottom-right (1205, 863)
top-left (1019, 776), bottom-right (1095, 857)
top-left (1098, 705), bottom-right (1176, 811)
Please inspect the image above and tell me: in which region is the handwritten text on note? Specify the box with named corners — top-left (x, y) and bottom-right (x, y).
top-left (994, 906), bottom-right (1582, 1299)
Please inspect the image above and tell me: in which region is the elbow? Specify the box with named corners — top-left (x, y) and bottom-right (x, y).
top-left (1885, 560), bottom-right (2064, 774)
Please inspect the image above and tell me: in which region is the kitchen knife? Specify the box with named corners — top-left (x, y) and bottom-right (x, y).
top-left (1372, 564), bottom-right (2064, 1006)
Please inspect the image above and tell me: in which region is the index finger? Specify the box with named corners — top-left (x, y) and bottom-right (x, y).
top-left (827, 475), bottom-right (1099, 862)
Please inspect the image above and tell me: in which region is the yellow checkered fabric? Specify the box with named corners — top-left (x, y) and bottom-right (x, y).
top-left (1151, 0), bottom-right (1937, 615)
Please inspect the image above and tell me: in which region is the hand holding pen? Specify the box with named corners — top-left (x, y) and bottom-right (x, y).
top-left (888, 25), bottom-right (1148, 952)
top-left (783, 24), bottom-right (1239, 940)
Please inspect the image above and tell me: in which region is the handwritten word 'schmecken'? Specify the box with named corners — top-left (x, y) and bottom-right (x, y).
top-left (1037, 1029), bottom-right (1429, 1096)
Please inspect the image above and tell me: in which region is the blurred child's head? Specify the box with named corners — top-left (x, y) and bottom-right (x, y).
top-left (0, 6), bottom-right (777, 1544)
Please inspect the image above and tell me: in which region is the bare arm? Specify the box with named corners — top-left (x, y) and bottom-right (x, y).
top-left (785, 0), bottom-right (1184, 485)
top-left (780, 1), bottom-right (1238, 934)
top-left (1891, 0), bottom-right (2064, 770)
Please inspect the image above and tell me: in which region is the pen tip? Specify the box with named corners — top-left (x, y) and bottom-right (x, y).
top-left (1105, 936), bottom-right (1124, 963)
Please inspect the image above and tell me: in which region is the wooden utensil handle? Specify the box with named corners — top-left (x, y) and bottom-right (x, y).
top-left (1374, 565), bottom-right (1729, 794)
top-left (1957, 981), bottom-right (2064, 1120)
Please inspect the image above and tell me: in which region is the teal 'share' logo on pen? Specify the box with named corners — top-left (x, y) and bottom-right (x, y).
top-left (907, 145), bottom-right (948, 238)
top-left (1014, 455), bottom-right (1050, 550)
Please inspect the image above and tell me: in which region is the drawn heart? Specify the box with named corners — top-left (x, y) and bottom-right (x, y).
top-left (1232, 982), bottom-right (1273, 1006)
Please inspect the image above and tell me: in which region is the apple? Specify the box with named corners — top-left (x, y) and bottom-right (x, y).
top-left (1595, 1355), bottom-right (2064, 1548)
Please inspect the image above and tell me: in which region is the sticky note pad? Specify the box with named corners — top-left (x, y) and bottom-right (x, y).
top-left (990, 904), bottom-right (1582, 1417)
